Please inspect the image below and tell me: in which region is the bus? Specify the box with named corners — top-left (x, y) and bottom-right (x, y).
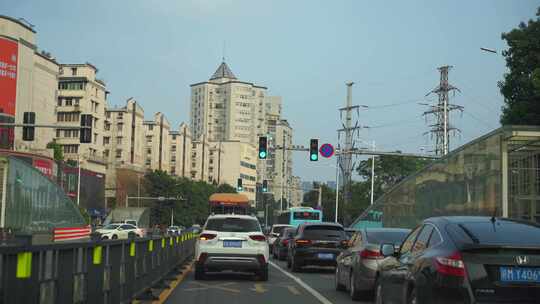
top-left (277, 207), bottom-right (323, 227)
top-left (209, 193), bottom-right (250, 215)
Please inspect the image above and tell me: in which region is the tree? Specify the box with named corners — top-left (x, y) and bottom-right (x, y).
top-left (303, 183), bottom-right (337, 222)
top-left (46, 140), bottom-right (63, 161)
top-left (143, 170), bottom-right (238, 227)
top-left (499, 7), bottom-right (540, 125)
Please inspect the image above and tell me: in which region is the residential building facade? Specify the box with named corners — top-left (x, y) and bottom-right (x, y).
top-left (169, 123), bottom-right (193, 178)
top-left (189, 62), bottom-right (268, 146)
top-left (144, 112), bottom-right (171, 172)
top-left (56, 63), bottom-right (108, 174)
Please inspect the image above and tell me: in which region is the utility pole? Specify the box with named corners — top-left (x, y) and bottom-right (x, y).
top-left (317, 184), bottom-right (322, 208)
top-left (337, 82), bottom-right (366, 223)
top-left (280, 131), bottom-right (286, 211)
top-left (423, 65), bottom-right (463, 155)
top-left (370, 141), bottom-right (375, 205)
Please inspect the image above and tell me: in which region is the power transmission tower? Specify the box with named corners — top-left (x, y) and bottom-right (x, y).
top-left (337, 82), bottom-right (366, 224)
top-left (423, 65), bottom-right (463, 155)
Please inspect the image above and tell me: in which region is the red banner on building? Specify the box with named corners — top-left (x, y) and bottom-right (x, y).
top-left (33, 158), bottom-right (54, 179)
top-left (0, 37), bottom-right (18, 149)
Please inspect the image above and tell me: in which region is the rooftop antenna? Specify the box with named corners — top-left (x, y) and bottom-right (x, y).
top-left (222, 40), bottom-right (226, 62)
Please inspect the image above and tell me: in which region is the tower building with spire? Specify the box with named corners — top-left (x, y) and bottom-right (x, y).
top-left (189, 61), bottom-right (268, 145)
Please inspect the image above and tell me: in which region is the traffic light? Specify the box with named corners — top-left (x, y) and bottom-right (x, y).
top-left (258, 136), bottom-right (267, 159)
top-left (262, 180), bottom-right (268, 192)
top-left (22, 112), bottom-right (35, 141)
top-left (80, 114), bottom-right (93, 143)
top-left (310, 139), bottom-right (319, 161)
top-left (237, 178), bottom-right (243, 192)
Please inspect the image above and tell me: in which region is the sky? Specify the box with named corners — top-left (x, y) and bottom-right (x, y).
top-left (1, 0), bottom-right (538, 182)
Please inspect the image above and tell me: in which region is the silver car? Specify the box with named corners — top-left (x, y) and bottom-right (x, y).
top-left (335, 228), bottom-right (410, 301)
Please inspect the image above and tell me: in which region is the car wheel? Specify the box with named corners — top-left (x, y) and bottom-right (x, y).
top-left (101, 236), bottom-right (109, 240)
top-left (407, 287), bottom-right (418, 304)
top-left (335, 266), bottom-right (346, 291)
top-left (111, 235), bottom-right (118, 240)
top-left (350, 271), bottom-right (362, 301)
top-left (258, 265), bottom-right (269, 281)
top-left (194, 265), bottom-right (205, 280)
top-left (291, 256), bottom-right (301, 272)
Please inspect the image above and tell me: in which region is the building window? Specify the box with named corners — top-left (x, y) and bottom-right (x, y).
top-left (116, 149), bottom-right (122, 158)
top-left (103, 137), bottom-right (110, 145)
top-left (172, 145), bottom-right (176, 151)
top-left (117, 112), bottom-right (123, 120)
top-left (57, 98), bottom-right (62, 106)
top-left (146, 136), bottom-right (152, 143)
top-left (148, 125), bottom-right (154, 131)
top-left (104, 122), bottom-right (111, 131)
top-left (171, 156), bottom-right (176, 162)
top-left (103, 150), bottom-right (109, 157)
top-left (106, 112), bottom-right (111, 119)
top-left (147, 148), bottom-right (151, 154)
top-left (117, 137), bottom-right (122, 144)
top-left (63, 145), bottom-right (78, 154)
top-left (65, 98), bottom-right (73, 106)
top-left (58, 82), bottom-right (85, 90)
top-left (117, 123), bottom-right (123, 130)
top-left (56, 129), bottom-right (61, 137)
top-left (146, 159), bottom-right (151, 165)
top-left (71, 67), bottom-right (77, 75)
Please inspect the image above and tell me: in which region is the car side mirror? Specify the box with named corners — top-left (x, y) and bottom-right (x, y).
top-left (380, 243), bottom-right (395, 257)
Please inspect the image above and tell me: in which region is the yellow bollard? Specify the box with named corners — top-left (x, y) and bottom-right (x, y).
top-left (130, 242), bottom-right (136, 257)
top-left (148, 240), bottom-right (154, 252)
top-left (93, 246), bottom-right (102, 265)
top-left (16, 252), bottom-right (32, 279)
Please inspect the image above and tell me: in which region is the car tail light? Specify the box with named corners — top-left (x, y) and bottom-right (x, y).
top-left (282, 239), bottom-right (289, 246)
top-left (295, 239), bottom-right (312, 246)
top-left (199, 233), bottom-right (217, 241)
top-left (198, 252), bottom-right (208, 264)
top-left (249, 234), bottom-right (266, 242)
top-left (359, 249), bottom-right (382, 259)
top-left (435, 252), bottom-right (466, 277)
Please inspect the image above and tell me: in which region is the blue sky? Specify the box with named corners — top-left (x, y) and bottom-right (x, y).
top-left (2, 0), bottom-right (538, 182)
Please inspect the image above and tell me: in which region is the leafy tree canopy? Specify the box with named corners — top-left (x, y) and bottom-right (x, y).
top-left (499, 7), bottom-right (540, 125)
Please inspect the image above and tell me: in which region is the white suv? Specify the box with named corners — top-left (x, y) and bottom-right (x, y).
top-left (195, 214), bottom-right (269, 281)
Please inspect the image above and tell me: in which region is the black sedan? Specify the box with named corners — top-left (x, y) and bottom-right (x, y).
top-left (273, 227), bottom-right (296, 260)
top-left (375, 216), bottom-right (540, 304)
top-left (287, 222), bottom-right (348, 272)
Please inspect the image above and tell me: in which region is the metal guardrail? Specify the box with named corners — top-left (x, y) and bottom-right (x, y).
top-left (0, 232), bottom-right (197, 304)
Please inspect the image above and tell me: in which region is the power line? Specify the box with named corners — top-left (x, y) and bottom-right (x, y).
top-left (365, 99), bottom-right (424, 109)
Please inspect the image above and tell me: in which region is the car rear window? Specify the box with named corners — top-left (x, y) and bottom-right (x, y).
top-left (366, 231), bottom-right (410, 245)
top-left (448, 220), bottom-right (540, 245)
top-left (273, 226), bottom-right (290, 235)
top-left (303, 225), bottom-right (345, 240)
top-left (205, 218), bottom-right (261, 232)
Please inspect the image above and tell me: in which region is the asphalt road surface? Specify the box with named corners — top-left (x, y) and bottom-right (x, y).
top-left (165, 257), bottom-right (373, 304)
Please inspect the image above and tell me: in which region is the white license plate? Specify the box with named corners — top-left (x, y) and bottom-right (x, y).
top-left (317, 253), bottom-right (334, 260)
top-left (223, 240), bottom-right (242, 248)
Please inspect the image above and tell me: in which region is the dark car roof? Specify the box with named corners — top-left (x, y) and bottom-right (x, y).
top-left (426, 216), bottom-right (540, 227)
top-left (364, 228), bottom-right (411, 233)
top-left (300, 222), bottom-right (343, 228)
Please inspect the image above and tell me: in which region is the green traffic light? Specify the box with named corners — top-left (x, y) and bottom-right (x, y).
top-left (259, 151), bottom-right (267, 159)
top-left (310, 154), bottom-right (318, 161)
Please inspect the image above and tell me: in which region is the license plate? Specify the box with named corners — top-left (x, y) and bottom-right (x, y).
top-left (500, 267), bottom-right (540, 283)
top-left (317, 253), bottom-right (334, 260)
top-left (223, 240), bottom-right (242, 248)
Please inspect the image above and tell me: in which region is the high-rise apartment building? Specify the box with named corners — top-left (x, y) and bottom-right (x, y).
top-left (56, 63), bottom-right (108, 173)
top-left (189, 62), bottom-right (268, 145)
top-left (144, 112), bottom-right (171, 172)
top-left (0, 16), bottom-right (59, 156)
top-left (169, 123), bottom-right (193, 178)
top-left (272, 119), bottom-right (293, 208)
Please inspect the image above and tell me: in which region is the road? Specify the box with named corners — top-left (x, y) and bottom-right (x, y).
top-left (165, 257), bottom-right (373, 304)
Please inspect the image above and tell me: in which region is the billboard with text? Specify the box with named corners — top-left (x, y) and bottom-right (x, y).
top-left (0, 37), bottom-right (18, 149)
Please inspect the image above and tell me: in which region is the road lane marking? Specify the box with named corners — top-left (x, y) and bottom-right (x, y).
top-left (184, 282), bottom-right (241, 293)
top-left (286, 285), bottom-right (301, 295)
top-left (141, 261), bottom-right (193, 304)
top-left (269, 261), bottom-right (334, 304)
top-left (250, 283), bottom-right (268, 293)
